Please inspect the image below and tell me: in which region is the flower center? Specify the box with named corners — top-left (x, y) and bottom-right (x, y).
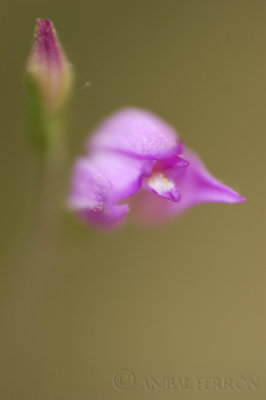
top-left (145, 171), bottom-right (180, 202)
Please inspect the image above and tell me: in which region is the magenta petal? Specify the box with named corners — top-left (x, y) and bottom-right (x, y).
top-left (173, 148), bottom-right (247, 205)
top-left (68, 158), bottom-right (111, 210)
top-left (90, 151), bottom-right (154, 202)
top-left (68, 158), bottom-right (129, 229)
top-left (88, 108), bottom-right (181, 160)
top-left (132, 148), bottom-right (246, 223)
top-left (79, 203), bottom-right (129, 230)
top-left (157, 154), bottom-right (189, 169)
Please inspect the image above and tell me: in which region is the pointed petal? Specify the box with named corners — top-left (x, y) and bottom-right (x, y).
top-left (132, 148), bottom-right (246, 223)
top-left (88, 108), bottom-right (181, 160)
top-left (173, 149), bottom-right (247, 205)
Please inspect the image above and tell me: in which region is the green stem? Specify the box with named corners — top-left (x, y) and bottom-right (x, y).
top-left (27, 149), bottom-right (66, 270)
top-left (0, 119), bottom-right (69, 379)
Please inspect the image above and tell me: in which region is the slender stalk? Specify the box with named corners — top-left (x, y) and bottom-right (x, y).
top-left (0, 19), bottom-right (73, 386)
top-left (0, 126), bottom-right (68, 389)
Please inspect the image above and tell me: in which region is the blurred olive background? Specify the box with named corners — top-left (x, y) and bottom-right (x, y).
top-left (0, 0), bottom-right (265, 399)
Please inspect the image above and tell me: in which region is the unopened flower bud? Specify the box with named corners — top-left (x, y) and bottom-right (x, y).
top-left (27, 19), bottom-right (73, 155)
top-left (27, 18), bottom-right (73, 109)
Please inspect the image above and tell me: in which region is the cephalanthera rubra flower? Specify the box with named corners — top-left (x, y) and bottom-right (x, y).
top-left (68, 108), bottom-right (246, 229)
top-left (27, 18), bottom-right (72, 110)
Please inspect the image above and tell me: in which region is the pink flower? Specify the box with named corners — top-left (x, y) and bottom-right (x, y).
top-left (68, 108), bottom-right (246, 229)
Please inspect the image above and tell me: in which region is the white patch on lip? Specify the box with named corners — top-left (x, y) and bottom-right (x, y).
top-left (147, 172), bottom-right (175, 193)
top-left (145, 172), bottom-right (180, 202)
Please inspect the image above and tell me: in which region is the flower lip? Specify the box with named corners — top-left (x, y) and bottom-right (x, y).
top-left (145, 172), bottom-right (181, 202)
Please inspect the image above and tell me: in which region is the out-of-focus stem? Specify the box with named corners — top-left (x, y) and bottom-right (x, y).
top-left (0, 19), bottom-right (73, 383)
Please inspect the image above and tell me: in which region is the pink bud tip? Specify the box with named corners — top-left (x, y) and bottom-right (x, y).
top-left (34, 18), bottom-right (62, 66)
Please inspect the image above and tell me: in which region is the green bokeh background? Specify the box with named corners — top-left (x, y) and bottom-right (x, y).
top-left (0, 0), bottom-right (265, 399)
